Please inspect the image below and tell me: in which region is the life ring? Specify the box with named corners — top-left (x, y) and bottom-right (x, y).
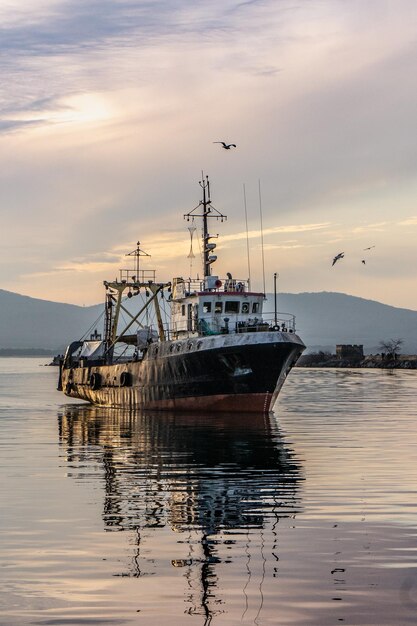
top-left (89, 372), bottom-right (102, 390)
top-left (272, 325), bottom-right (280, 331)
top-left (120, 371), bottom-right (132, 387)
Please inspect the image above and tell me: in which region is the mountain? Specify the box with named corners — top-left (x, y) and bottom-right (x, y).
top-left (265, 291), bottom-right (417, 353)
top-left (0, 288), bottom-right (416, 354)
top-left (0, 289), bottom-right (102, 351)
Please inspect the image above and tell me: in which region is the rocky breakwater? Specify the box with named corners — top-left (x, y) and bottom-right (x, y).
top-left (297, 352), bottom-right (417, 369)
top-left (360, 354), bottom-right (417, 369)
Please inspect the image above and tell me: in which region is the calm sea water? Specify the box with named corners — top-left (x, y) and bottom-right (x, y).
top-left (1, 359), bottom-right (417, 625)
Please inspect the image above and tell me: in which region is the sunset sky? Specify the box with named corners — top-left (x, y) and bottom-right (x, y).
top-left (1, 0), bottom-right (417, 309)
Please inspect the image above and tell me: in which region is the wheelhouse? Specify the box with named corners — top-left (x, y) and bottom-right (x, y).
top-left (170, 275), bottom-right (268, 338)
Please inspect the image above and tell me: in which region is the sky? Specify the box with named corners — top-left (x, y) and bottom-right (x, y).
top-left (1, 0), bottom-right (417, 309)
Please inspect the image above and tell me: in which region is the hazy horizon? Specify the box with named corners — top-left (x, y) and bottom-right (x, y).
top-left (2, 284), bottom-right (417, 315)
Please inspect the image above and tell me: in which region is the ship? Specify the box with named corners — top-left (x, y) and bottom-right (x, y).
top-left (59, 175), bottom-right (305, 412)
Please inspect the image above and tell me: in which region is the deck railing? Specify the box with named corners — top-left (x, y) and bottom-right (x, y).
top-left (162, 311), bottom-right (297, 340)
top-left (118, 269), bottom-right (156, 283)
top-left (181, 277), bottom-right (251, 294)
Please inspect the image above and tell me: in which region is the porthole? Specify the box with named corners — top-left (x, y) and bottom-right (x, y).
top-left (89, 372), bottom-right (102, 390)
top-left (120, 371), bottom-right (132, 387)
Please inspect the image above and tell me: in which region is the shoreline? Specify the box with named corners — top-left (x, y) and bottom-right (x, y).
top-left (296, 354), bottom-right (417, 369)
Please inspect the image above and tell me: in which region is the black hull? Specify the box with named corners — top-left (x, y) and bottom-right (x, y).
top-left (61, 331), bottom-right (305, 412)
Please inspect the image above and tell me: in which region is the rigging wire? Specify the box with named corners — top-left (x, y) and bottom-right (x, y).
top-left (196, 226), bottom-right (202, 278)
top-left (79, 308), bottom-right (105, 341)
top-left (243, 183), bottom-right (252, 290)
top-left (258, 179), bottom-right (266, 295)
top-left (188, 224), bottom-right (196, 278)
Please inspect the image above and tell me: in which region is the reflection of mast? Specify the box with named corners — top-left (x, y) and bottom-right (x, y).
top-left (131, 528), bottom-right (142, 577)
top-left (103, 447), bottom-right (124, 529)
top-left (201, 533), bottom-right (216, 625)
top-left (254, 527), bottom-right (266, 625)
top-left (182, 531), bottom-right (218, 623)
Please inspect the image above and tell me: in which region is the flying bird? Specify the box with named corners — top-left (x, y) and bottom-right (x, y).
top-left (363, 245), bottom-right (375, 250)
top-left (332, 252), bottom-right (345, 266)
top-left (213, 141), bottom-right (237, 150)
top-left (361, 259), bottom-right (366, 265)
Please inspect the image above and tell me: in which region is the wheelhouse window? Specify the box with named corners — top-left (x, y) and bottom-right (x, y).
top-left (241, 302), bottom-right (249, 314)
top-left (214, 301), bottom-right (223, 313)
top-left (225, 301), bottom-right (240, 314)
top-left (203, 301), bottom-right (212, 313)
top-left (252, 302), bottom-right (260, 314)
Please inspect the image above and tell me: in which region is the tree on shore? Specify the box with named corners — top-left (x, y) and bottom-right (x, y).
top-left (378, 338), bottom-right (403, 360)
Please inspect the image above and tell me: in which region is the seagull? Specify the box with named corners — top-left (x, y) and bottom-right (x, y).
top-left (332, 252), bottom-right (344, 266)
top-left (213, 141), bottom-right (237, 150)
top-left (363, 245), bottom-right (375, 250)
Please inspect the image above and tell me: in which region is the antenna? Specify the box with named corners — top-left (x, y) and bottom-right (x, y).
top-left (243, 183), bottom-right (252, 290)
top-left (258, 179), bottom-right (266, 295)
top-left (187, 224), bottom-right (196, 276)
top-left (126, 241), bottom-right (151, 279)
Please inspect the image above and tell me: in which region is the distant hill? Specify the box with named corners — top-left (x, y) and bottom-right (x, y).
top-left (265, 291), bottom-right (417, 353)
top-left (0, 289), bottom-right (101, 351)
top-left (0, 288), bottom-right (416, 354)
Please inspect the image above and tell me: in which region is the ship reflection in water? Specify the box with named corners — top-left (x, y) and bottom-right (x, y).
top-left (58, 407), bottom-right (303, 622)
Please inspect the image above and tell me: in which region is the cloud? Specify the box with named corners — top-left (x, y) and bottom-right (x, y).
top-left (0, 0), bottom-right (266, 59)
top-left (0, 1), bottom-right (154, 54)
top-left (221, 222), bottom-right (332, 245)
top-left (262, 243), bottom-right (305, 250)
top-left (0, 119), bottom-right (46, 132)
top-left (1, 0), bottom-right (283, 132)
top-left (1, 0), bottom-right (417, 309)
top-left (351, 222), bottom-right (389, 234)
top-left (399, 216), bottom-right (417, 226)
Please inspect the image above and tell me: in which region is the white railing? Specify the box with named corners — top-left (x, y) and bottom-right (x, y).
top-left (160, 311), bottom-right (297, 340)
top-left (181, 277), bottom-right (252, 294)
top-left (119, 269), bottom-right (156, 283)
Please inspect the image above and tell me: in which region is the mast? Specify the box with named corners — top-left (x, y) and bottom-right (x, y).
top-left (104, 292), bottom-right (115, 361)
top-left (102, 241), bottom-right (170, 361)
top-left (274, 272), bottom-right (278, 327)
top-left (202, 177), bottom-right (210, 277)
top-left (184, 174), bottom-right (227, 278)
top-left (126, 241), bottom-right (150, 280)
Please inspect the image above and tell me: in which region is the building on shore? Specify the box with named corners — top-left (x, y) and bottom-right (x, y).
top-left (336, 344), bottom-right (364, 361)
